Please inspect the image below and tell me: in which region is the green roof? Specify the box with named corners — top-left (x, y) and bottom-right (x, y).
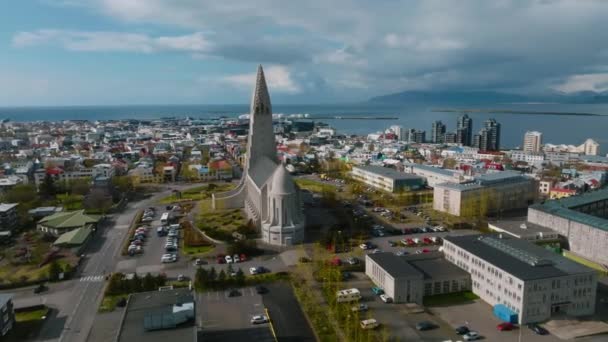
top-left (54, 226), bottom-right (92, 246)
top-left (39, 210), bottom-right (100, 230)
top-left (531, 189), bottom-right (608, 231)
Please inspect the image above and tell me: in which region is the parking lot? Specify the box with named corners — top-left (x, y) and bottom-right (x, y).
top-left (342, 273), bottom-right (462, 341)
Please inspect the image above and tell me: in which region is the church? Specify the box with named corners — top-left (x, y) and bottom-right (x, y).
top-left (212, 65), bottom-right (305, 246)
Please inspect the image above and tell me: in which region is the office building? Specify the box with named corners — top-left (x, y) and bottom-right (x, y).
top-left (351, 165), bottom-right (425, 193)
top-left (474, 119), bottom-right (501, 151)
top-left (457, 114), bottom-right (473, 146)
top-left (366, 252), bottom-right (470, 305)
top-left (0, 203), bottom-right (18, 234)
top-left (389, 125), bottom-right (405, 141)
top-left (527, 189), bottom-right (608, 265)
top-left (487, 218), bottom-right (559, 242)
top-left (0, 293), bottom-right (15, 337)
top-left (444, 132), bottom-right (457, 144)
top-left (431, 121), bottom-right (446, 144)
top-left (116, 288), bottom-right (196, 342)
top-left (444, 234), bottom-right (597, 324)
top-left (523, 131), bottom-right (543, 153)
top-left (433, 171), bottom-right (536, 217)
top-left (404, 163), bottom-right (465, 188)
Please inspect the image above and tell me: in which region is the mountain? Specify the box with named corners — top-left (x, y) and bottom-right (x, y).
top-left (369, 90), bottom-right (608, 104)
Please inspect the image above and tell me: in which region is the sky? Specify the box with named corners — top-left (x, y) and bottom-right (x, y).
top-left (2, 0), bottom-right (608, 106)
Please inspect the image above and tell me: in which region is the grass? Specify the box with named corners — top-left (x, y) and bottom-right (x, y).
top-left (195, 199), bottom-right (247, 241)
top-left (98, 294), bottom-right (128, 313)
top-left (423, 291), bottom-right (479, 307)
top-left (159, 183), bottom-right (235, 204)
top-left (295, 178), bottom-right (337, 193)
top-left (15, 307), bottom-right (49, 322)
top-left (183, 244), bottom-right (214, 256)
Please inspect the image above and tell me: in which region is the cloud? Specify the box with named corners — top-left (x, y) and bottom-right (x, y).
top-left (383, 34), bottom-right (467, 51)
top-left (553, 73), bottom-right (608, 93)
top-left (219, 65), bottom-right (301, 94)
top-left (12, 30), bottom-right (212, 53)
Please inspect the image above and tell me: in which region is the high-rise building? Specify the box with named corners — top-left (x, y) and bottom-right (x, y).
top-left (412, 130), bottom-right (426, 143)
top-left (523, 131), bottom-right (542, 153)
top-left (405, 128), bottom-right (416, 143)
top-left (457, 114), bottom-right (473, 146)
top-left (431, 121), bottom-right (446, 143)
top-left (444, 132), bottom-right (457, 144)
top-left (484, 118), bottom-right (501, 151)
top-left (389, 125), bottom-right (405, 141)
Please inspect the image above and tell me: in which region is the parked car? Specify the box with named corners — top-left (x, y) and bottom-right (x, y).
top-left (249, 267), bottom-right (259, 275)
top-left (255, 285), bottom-right (268, 294)
top-left (463, 331), bottom-right (481, 341)
top-left (225, 255), bottom-right (233, 264)
top-left (379, 294), bottom-right (393, 303)
top-left (527, 324), bottom-right (548, 335)
top-left (360, 318), bottom-right (379, 330)
top-left (233, 254), bottom-right (240, 263)
top-left (177, 274), bottom-right (187, 281)
top-left (371, 249), bottom-right (382, 254)
top-left (351, 303), bottom-right (369, 312)
top-left (455, 326), bottom-right (470, 335)
top-left (216, 254), bottom-right (226, 264)
top-left (161, 254), bottom-right (177, 263)
top-left (250, 314), bottom-right (269, 324)
top-left (371, 287), bottom-right (384, 295)
top-left (34, 284), bottom-right (47, 294)
top-left (497, 322), bottom-right (515, 331)
top-left (194, 258), bottom-right (204, 266)
top-left (415, 321), bottom-right (436, 331)
top-left (346, 257), bottom-right (359, 265)
top-left (228, 289), bottom-right (241, 297)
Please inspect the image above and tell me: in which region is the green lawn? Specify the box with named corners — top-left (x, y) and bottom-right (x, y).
top-left (183, 244), bottom-right (214, 256)
top-left (15, 307), bottom-right (49, 322)
top-left (195, 199), bottom-right (247, 241)
top-left (423, 291), bottom-right (479, 307)
top-left (99, 295), bottom-right (128, 313)
top-left (295, 178), bottom-right (337, 193)
top-left (159, 183), bottom-right (235, 204)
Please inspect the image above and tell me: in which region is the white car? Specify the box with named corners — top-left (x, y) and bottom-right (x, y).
top-left (225, 255), bottom-right (233, 264)
top-left (250, 315), bottom-right (269, 324)
top-left (233, 254), bottom-right (240, 263)
top-left (359, 243), bottom-right (370, 250)
top-left (161, 254), bottom-right (176, 263)
top-left (249, 267), bottom-right (258, 275)
top-left (380, 294), bottom-right (393, 303)
top-left (463, 331), bottom-right (480, 341)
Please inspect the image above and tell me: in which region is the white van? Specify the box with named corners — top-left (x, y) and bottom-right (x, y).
top-left (360, 318), bottom-right (379, 330)
top-left (336, 288), bottom-right (361, 303)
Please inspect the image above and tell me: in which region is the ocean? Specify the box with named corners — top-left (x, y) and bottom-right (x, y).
top-left (1, 102), bottom-right (607, 150)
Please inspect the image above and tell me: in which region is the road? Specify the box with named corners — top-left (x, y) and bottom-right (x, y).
top-left (2, 184), bottom-right (198, 342)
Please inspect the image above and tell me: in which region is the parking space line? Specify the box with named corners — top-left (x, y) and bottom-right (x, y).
top-left (250, 287), bottom-right (255, 296)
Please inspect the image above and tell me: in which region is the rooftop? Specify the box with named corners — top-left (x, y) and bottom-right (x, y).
top-left (405, 163), bottom-right (458, 177)
top-left (353, 165), bottom-right (423, 181)
top-left (0, 293), bottom-right (13, 308)
top-left (53, 226), bottom-right (92, 246)
top-left (117, 288), bottom-right (196, 342)
top-left (530, 189), bottom-right (608, 231)
top-left (367, 252), bottom-right (467, 280)
top-left (444, 234), bottom-right (594, 281)
top-left (366, 253), bottom-right (423, 279)
top-left (38, 210), bottom-right (100, 230)
top-left (0, 203), bottom-right (18, 212)
top-left (488, 218), bottom-right (556, 237)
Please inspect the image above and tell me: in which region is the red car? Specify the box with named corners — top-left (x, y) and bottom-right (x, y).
top-left (216, 254), bottom-right (226, 264)
top-left (422, 249), bottom-right (430, 253)
top-left (423, 237), bottom-right (432, 244)
top-left (406, 239), bottom-right (415, 246)
top-left (328, 257), bottom-right (342, 266)
top-left (497, 322), bottom-right (514, 331)
top-left (240, 254), bottom-right (247, 262)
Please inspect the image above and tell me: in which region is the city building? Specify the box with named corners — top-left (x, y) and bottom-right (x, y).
top-left (0, 293), bottom-right (15, 337)
top-left (403, 163), bottom-right (465, 188)
top-left (0, 203), bottom-right (18, 234)
top-left (444, 132), bottom-right (457, 144)
top-left (37, 209), bottom-right (100, 237)
top-left (510, 151), bottom-right (545, 164)
top-left (457, 114), bottom-right (473, 146)
top-left (474, 119), bottom-right (501, 151)
top-left (523, 131), bottom-right (543, 153)
top-left (351, 165), bottom-right (425, 193)
top-left (431, 121), bottom-right (446, 144)
top-left (389, 125), bottom-right (405, 141)
top-left (527, 189), bottom-right (608, 265)
top-left (487, 219), bottom-right (559, 242)
top-left (365, 252), bottom-right (470, 305)
top-left (213, 66), bottom-right (305, 246)
top-left (433, 171), bottom-right (536, 217)
top-left (412, 130), bottom-right (426, 144)
top-left (116, 288), bottom-right (196, 342)
top-left (544, 138), bottom-right (600, 156)
top-left (443, 234), bottom-right (597, 324)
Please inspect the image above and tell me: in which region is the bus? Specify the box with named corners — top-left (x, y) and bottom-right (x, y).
top-left (160, 212), bottom-right (169, 225)
top-left (336, 288), bottom-right (361, 303)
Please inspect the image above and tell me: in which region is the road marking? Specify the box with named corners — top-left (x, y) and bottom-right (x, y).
top-left (79, 275), bottom-right (105, 282)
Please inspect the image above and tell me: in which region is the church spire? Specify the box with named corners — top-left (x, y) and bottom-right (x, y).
top-left (250, 65), bottom-right (272, 115)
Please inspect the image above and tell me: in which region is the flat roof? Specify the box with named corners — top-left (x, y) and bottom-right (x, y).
top-left (405, 163), bottom-right (457, 177)
top-left (530, 189), bottom-right (608, 231)
top-left (366, 253), bottom-right (423, 279)
top-left (117, 288), bottom-right (196, 342)
top-left (353, 165), bottom-right (423, 181)
top-left (444, 234), bottom-right (594, 281)
top-left (488, 218), bottom-right (555, 236)
top-left (404, 253), bottom-right (469, 280)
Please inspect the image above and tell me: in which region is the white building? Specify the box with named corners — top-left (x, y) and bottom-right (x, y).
top-left (544, 138), bottom-right (600, 156)
top-left (523, 131), bottom-right (543, 153)
top-left (444, 234), bottom-right (597, 324)
top-left (351, 165), bottom-right (425, 193)
top-left (510, 151), bottom-right (545, 164)
top-left (213, 66), bottom-right (305, 246)
top-left (403, 163), bottom-right (465, 188)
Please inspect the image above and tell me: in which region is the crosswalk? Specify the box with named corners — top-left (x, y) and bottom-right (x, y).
top-left (79, 275), bottom-right (105, 282)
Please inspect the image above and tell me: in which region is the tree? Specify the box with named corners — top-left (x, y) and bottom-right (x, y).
top-left (48, 260), bottom-right (62, 281)
top-left (106, 273), bottom-right (126, 295)
top-left (84, 188), bottom-right (113, 214)
top-left (128, 273), bottom-right (143, 293)
top-left (195, 267), bottom-right (208, 289)
top-left (113, 176), bottom-right (134, 194)
top-left (71, 178), bottom-right (92, 196)
top-left (235, 268), bottom-right (245, 286)
top-left (143, 273), bottom-right (156, 291)
top-left (217, 269), bottom-right (227, 285)
top-left (155, 273), bottom-right (167, 288)
top-left (39, 173), bottom-right (57, 198)
top-left (3, 184), bottom-right (37, 203)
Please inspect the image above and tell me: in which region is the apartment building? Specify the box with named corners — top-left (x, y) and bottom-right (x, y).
top-left (443, 235), bottom-right (597, 324)
top-left (0, 203), bottom-right (18, 234)
top-left (0, 294), bottom-right (15, 337)
top-left (433, 171), bottom-right (537, 216)
top-left (351, 165), bottom-right (424, 193)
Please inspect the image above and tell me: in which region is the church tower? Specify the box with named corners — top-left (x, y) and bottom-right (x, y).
top-left (245, 65), bottom-right (277, 172)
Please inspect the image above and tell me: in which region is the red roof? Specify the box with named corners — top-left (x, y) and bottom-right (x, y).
top-left (46, 167), bottom-right (64, 175)
top-left (208, 160), bottom-right (231, 170)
